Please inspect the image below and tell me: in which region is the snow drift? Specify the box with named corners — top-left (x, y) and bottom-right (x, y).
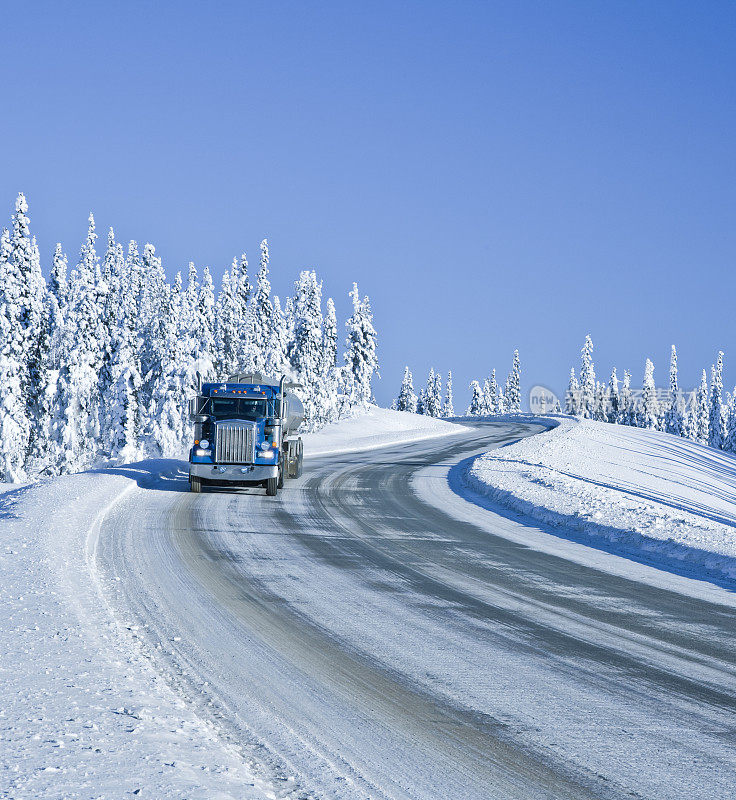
top-left (462, 418), bottom-right (736, 584)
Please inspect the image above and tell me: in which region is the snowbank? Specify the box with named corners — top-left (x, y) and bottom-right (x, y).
top-left (462, 418), bottom-right (736, 584)
top-left (304, 405), bottom-right (469, 456)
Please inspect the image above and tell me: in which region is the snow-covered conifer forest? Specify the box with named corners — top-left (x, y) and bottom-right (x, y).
top-left (0, 194), bottom-right (379, 482)
top-left (395, 351), bottom-right (522, 418)
top-left (564, 335), bottom-right (736, 454)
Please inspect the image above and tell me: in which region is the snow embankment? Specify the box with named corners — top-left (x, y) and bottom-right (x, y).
top-left (0, 469), bottom-right (273, 799)
top-left (304, 405), bottom-right (469, 456)
top-left (463, 418), bottom-right (736, 584)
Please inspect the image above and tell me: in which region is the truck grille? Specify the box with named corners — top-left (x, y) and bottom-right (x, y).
top-left (215, 422), bottom-right (256, 464)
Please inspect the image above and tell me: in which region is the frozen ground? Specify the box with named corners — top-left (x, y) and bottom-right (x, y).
top-left (463, 417), bottom-right (736, 585)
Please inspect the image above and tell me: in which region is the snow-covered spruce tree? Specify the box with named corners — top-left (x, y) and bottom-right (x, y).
top-left (638, 358), bottom-right (660, 429)
top-left (618, 370), bottom-right (633, 426)
top-left (565, 368), bottom-right (580, 416)
top-left (136, 243), bottom-right (169, 436)
top-left (148, 277), bottom-right (190, 456)
top-left (433, 370), bottom-right (443, 416)
top-left (695, 370), bottom-right (710, 444)
top-left (98, 232), bottom-right (124, 423)
top-left (0, 226), bottom-right (30, 481)
top-left (43, 244), bottom-right (69, 470)
top-left (267, 295), bottom-right (291, 377)
top-left (487, 369), bottom-right (500, 414)
top-left (468, 380), bottom-right (484, 415)
top-left (184, 262), bottom-right (199, 341)
top-left (497, 386), bottom-right (506, 413)
top-left (593, 381), bottom-right (609, 422)
top-left (9, 195), bottom-right (53, 474)
top-left (214, 267), bottom-right (237, 376)
top-left (289, 270), bottom-right (324, 426)
top-left (442, 371), bottom-right (454, 417)
top-left (424, 368), bottom-right (442, 418)
top-left (313, 296), bottom-right (340, 424)
top-left (252, 240), bottom-right (274, 375)
top-left (481, 378), bottom-right (493, 415)
top-left (579, 335), bottom-right (595, 419)
top-left (683, 389), bottom-right (697, 441)
top-left (343, 282), bottom-right (378, 408)
top-left (232, 253), bottom-right (255, 374)
top-left (709, 351), bottom-right (726, 449)
top-left (396, 366), bottom-right (418, 413)
top-left (608, 367), bottom-right (620, 424)
top-left (197, 266), bottom-right (216, 368)
top-left (417, 387), bottom-right (426, 415)
top-left (724, 389), bottom-right (736, 453)
top-left (102, 235), bottom-right (143, 462)
top-left (505, 350), bottom-right (522, 413)
top-left (49, 242), bottom-right (69, 313)
top-left (56, 214), bottom-right (108, 472)
top-left (664, 345), bottom-right (685, 437)
top-left (124, 240), bottom-right (144, 331)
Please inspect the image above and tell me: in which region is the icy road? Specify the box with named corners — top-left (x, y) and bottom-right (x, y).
top-left (97, 420), bottom-right (736, 800)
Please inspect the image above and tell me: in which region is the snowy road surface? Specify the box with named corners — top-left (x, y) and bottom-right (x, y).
top-left (96, 420), bottom-right (736, 800)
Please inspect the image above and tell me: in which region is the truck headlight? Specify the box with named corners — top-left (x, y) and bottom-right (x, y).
top-left (199, 439), bottom-right (210, 450)
top-left (195, 448), bottom-right (208, 457)
top-left (261, 450), bottom-right (275, 459)
top-left (259, 441), bottom-right (271, 452)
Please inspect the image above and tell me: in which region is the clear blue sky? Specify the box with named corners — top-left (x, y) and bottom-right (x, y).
top-left (3, 1), bottom-right (736, 407)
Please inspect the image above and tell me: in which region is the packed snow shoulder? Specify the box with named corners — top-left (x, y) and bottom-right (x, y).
top-left (462, 417), bottom-right (736, 584)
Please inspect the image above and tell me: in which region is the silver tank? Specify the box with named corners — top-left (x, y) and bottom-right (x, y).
top-left (282, 390), bottom-right (304, 434)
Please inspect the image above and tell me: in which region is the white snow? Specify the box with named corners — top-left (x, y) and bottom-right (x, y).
top-left (303, 404), bottom-right (469, 456)
top-left (0, 471), bottom-right (277, 799)
top-left (463, 417), bottom-right (736, 583)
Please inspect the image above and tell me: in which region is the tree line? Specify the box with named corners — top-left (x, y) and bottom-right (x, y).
top-left (566, 335), bottom-right (736, 451)
top-left (0, 194), bottom-right (379, 482)
top-left (393, 350), bottom-right (523, 418)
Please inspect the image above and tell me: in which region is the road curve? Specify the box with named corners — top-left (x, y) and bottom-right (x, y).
top-left (97, 421), bottom-right (736, 800)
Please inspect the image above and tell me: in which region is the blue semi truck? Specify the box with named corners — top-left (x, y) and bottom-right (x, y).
top-left (188, 373), bottom-right (304, 495)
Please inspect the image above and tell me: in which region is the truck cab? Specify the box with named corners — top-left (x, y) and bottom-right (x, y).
top-left (188, 374), bottom-right (303, 495)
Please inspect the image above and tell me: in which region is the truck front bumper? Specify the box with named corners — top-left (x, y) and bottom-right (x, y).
top-left (189, 463), bottom-right (278, 482)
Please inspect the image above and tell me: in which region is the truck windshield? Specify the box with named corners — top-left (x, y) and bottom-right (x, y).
top-left (206, 398), bottom-right (268, 420)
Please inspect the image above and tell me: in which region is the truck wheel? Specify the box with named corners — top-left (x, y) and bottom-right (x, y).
top-left (190, 476), bottom-right (202, 493)
top-left (266, 477), bottom-right (278, 496)
top-left (277, 460), bottom-right (285, 488)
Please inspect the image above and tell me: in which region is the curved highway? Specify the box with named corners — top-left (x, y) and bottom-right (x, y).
top-left (97, 421), bottom-right (736, 800)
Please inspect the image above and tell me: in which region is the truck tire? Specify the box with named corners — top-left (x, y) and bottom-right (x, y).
top-left (277, 459), bottom-right (285, 488)
top-left (266, 477), bottom-right (278, 496)
top-left (190, 476), bottom-right (202, 493)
